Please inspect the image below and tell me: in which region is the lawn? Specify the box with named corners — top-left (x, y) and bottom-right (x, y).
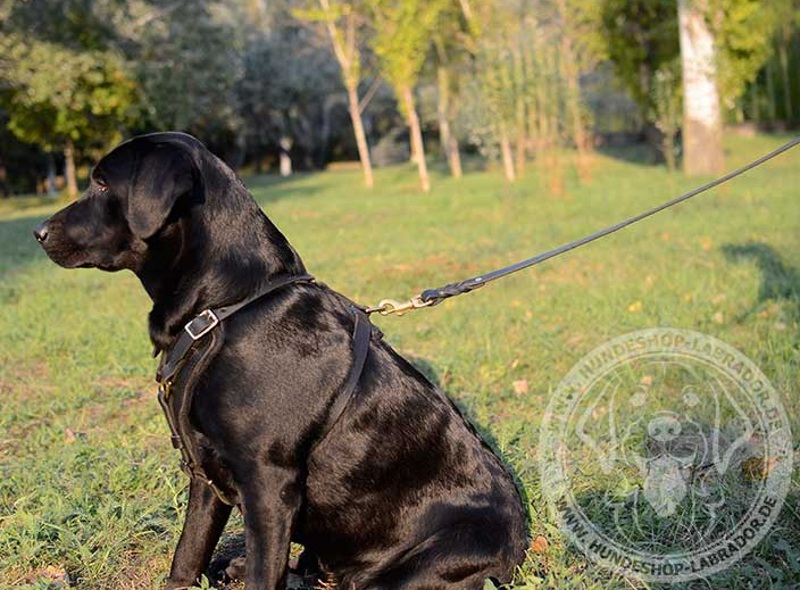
top-left (1, 135), bottom-right (798, 589)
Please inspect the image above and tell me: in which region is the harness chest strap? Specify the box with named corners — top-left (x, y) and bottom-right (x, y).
top-left (154, 275), bottom-right (375, 505)
top-left (157, 333), bottom-right (234, 504)
top-left (157, 273), bottom-right (314, 384)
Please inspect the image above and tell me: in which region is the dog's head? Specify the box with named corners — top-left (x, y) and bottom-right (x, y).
top-left (34, 132), bottom-right (203, 272)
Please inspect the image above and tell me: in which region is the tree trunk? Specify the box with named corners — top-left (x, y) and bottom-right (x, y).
top-left (766, 59), bottom-right (777, 121)
top-left (279, 137), bottom-right (293, 177)
top-left (558, 0), bottom-right (582, 153)
top-left (436, 64), bottom-right (462, 179)
top-left (779, 25), bottom-right (792, 120)
top-left (64, 139), bottom-right (78, 200)
top-left (318, 0), bottom-right (374, 188)
top-left (45, 155), bottom-right (57, 196)
top-left (498, 121), bottom-right (516, 182)
top-left (557, 0), bottom-right (591, 182)
top-left (513, 39), bottom-right (527, 177)
top-left (346, 81), bottom-right (374, 188)
top-left (401, 85), bottom-right (430, 192)
top-left (0, 158), bottom-right (9, 198)
top-left (678, 0), bottom-right (724, 175)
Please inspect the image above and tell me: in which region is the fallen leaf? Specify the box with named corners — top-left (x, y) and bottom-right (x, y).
top-left (531, 535), bottom-right (549, 554)
top-left (513, 380), bottom-right (529, 395)
top-left (741, 456), bottom-right (778, 481)
top-left (28, 566), bottom-right (69, 588)
top-left (711, 293), bottom-right (727, 304)
top-left (628, 301), bottom-right (642, 312)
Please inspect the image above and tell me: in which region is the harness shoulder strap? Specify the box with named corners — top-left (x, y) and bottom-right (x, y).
top-left (315, 307), bottom-right (374, 445)
top-left (158, 273), bottom-right (314, 383)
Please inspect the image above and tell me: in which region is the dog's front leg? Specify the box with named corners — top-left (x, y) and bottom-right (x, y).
top-left (165, 478), bottom-right (233, 590)
top-left (239, 465), bottom-right (301, 589)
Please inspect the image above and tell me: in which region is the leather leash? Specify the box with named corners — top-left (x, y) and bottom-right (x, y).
top-left (366, 137), bottom-right (800, 316)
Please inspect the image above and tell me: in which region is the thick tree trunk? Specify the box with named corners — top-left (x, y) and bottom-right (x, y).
top-left (64, 139), bottom-right (78, 200)
top-left (401, 85), bottom-right (430, 192)
top-left (436, 64), bottom-right (462, 179)
top-left (346, 82), bottom-right (374, 188)
top-left (678, 0), bottom-right (724, 175)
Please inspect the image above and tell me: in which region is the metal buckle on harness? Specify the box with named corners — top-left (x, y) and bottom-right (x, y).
top-left (184, 309), bottom-right (219, 340)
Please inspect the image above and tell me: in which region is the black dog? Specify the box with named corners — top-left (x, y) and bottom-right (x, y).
top-left (34, 133), bottom-right (528, 589)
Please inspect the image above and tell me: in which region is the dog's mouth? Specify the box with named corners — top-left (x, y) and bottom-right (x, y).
top-left (36, 238), bottom-right (93, 270)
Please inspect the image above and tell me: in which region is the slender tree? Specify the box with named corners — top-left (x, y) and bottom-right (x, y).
top-left (459, 0), bottom-right (519, 182)
top-left (299, 0), bottom-right (375, 187)
top-left (370, 0), bottom-right (448, 192)
top-left (432, 33), bottom-right (464, 179)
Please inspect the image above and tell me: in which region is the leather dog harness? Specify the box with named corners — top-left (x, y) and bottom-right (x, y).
top-left (155, 274), bottom-right (376, 506)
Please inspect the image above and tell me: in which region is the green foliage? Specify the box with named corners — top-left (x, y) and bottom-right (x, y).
top-left (294, 0), bottom-right (370, 86)
top-left (600, 0), bottom-right (785, 124)
top-left (456, 0), bottom-right (602, 166)
top-left (369, 0), bottom-right (449, 99)
top-left (0, 35), bottom-right (138, 152)
top-left (130, 0), bottom-right (246, 141)
top-left (650, 59), bottom-right (682, 171)
top-left (710, 0), bottom-right (782, 112)
top-left (599, 0), bottom-right (680, 118)
top-left (0, 0), bottom-right (796, 193)
top-left (235, 25), bottom-right (342, 160)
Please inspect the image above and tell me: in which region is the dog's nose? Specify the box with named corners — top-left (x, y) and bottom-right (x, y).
top-left (33, 223), bottom-right (49, 244)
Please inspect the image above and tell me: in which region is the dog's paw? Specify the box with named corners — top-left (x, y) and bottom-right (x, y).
top-left (223, 556), bottom-right (246, 581)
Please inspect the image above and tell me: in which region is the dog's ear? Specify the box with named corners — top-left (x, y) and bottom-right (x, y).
top-left (127, 143), bottom-right (195, 239)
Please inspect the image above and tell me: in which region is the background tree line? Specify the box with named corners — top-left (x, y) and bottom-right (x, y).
top-left (1, 0), bottom-right (798, 197)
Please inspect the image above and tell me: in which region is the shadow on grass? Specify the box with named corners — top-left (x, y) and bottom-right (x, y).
top-left (244, 171), bottom-right (326, 207)
top-left (722, 242), bottom-right (800, 319)
top-left (595, 140), bottom-right (664, 168)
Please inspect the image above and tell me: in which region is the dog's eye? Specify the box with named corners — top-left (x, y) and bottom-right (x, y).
top-left (95, 178), bottom-right (109, 192)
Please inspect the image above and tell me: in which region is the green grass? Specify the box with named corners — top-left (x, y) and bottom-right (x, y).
top-left (1, 135), bottom-right (798, 589)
